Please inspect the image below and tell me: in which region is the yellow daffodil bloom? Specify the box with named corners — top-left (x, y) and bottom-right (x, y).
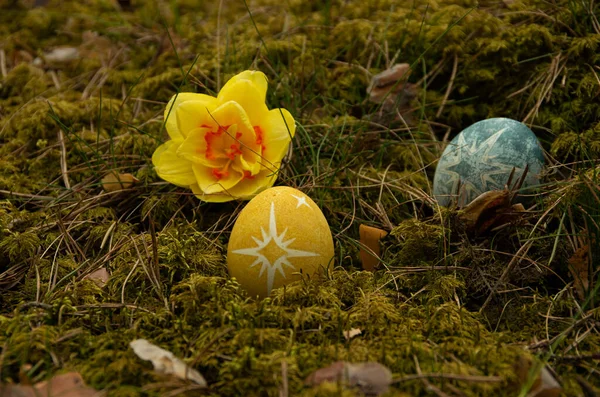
top-left (151, 70), bottom-right (296, 202)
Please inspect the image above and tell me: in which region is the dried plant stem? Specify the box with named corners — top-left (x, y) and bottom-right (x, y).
top-left (58, 129), bottom-right (71, 190)
top-left (436, 53), bottom-right (459, 118)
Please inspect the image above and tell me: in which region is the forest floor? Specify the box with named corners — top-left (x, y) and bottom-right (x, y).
top-left (0, 0), bottom-right (599, 396)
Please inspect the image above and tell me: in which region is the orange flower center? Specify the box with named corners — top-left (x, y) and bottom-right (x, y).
top-left (203, 124), bottom-right (265, 180)
top-left (254, 126), bottom-right (266, 152)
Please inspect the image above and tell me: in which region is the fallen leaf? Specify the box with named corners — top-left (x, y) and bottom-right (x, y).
top-left (456, 188), bottom-right (527, 235)
top-left (0, 372), bottom-right (100, 397)
top-left (83, 268), bottom-right (110, 288)
top-left (367, 63), bottom-right (417, 114)
top-left (514, 356), bottom-right (562, 397)
top-left (568, 244), bottom-right (590, 301)
top-left (346, 362), bottom-right (393, 395)
top-left (455, 166), bottom-right (531, 235)
top-left (367, 63), bottom-right (412, 102)
top-left (130, 339), bottom-right (207, 386)
top-left (33, 47), bottom-right (80, 67)
top-left (305, 361), bottom-right (392, 396)
top-left (359, 224), bottom-right (388, 272)
top-left (101, 172), bottom-right (139, 193)
top-left (343, 328), bottom-right (362, 340)
top-left (305, 361), bottom-right (346, 386)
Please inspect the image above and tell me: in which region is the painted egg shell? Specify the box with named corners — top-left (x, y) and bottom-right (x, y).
top-left (433, 117), bottom-right (545, 207)
top-left (226, 186), bottom-right (335, 298)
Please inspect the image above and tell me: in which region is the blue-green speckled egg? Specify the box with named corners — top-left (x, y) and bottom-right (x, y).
top-left (433, 117), bottom-right (545, 207)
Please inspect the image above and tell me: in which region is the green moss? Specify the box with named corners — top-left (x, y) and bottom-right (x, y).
top-left (1, 0), bottom-right (599, 395)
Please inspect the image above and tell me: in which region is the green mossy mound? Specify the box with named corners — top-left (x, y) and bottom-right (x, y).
top-left (1, 0), bottom-right (599, 396)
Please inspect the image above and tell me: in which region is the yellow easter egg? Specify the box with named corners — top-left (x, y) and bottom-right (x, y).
top-left (226, 186), bottom-right (335, 298)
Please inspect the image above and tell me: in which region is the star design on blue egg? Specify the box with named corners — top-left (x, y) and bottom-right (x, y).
top-left (436, 127), bottom-right (520, 204)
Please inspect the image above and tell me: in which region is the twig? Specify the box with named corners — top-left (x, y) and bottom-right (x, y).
top-left (392, 373), bottom-right (503, 384)
top-left (74, 303), bottom-right (152, 313)
top-left (390, 266), bottom-right (472, 273)
top-left (413, 355), bottom-right (452, 397)
top-left (0, 190), bottom-right (54, 200)
top-left (280, 359), bottom-right (289, 397)
top-left (0, 49), bottom-right (6, 78)
top-left (436, 53), bottom-right (459, 118)
top-left (58, 129), bottom-right (71, 190)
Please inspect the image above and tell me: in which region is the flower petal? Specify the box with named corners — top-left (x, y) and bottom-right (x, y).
top-left (226, 167), bottom-right (279, 198)
top-left (189, 183), bottom-right (237, 203)
top-left (152, 140), bottom-right (196, 187)
top-left (220, 70), bottom-right (268, 103)
top-left (218, 75), bottom-right (269, 126)
top-left (175, 98), bottom-right (218, 138)
top-left (211, 101), bottom-right (262, 165)
top-left (192, 163), bottom-right (244, 195)
top-left (260, 108), bottom-right (296, 165)
top-left (164, 93), bottom-right (216, 140)
top-left (176, 127), bottom-right (228, 168)
top-left (189, 165), bottom-right (280, 202)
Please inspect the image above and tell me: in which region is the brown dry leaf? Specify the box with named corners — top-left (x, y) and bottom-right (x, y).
top-left (130, 339), bottom-right (207, 386)
top-left (305, 361), bottom-right (346, 386)
top-left (343, 328), bottom-right (362, 340)
top-left (83, 268), bottom-right (110, 288)
top-left (514, 356), bottom-right (562, 397)
top-left (0, 372), bottom-right (100, 397)
top-left (568, 244), bottom-right (590, 300)
top-left (33, 47), bottom-right (80, 67)
top-left (367, 63), bottom-right (417, 115)
top-left (367, 63), bottom-right (412, 103)
top-left (305, 361), bottom-right (392, 395)
top-left (457, 189), bottom-right (526, 235)
top-left (101, 172), bottom-right (139, 193)
top-left (359, 224), bottom-right (388, 272)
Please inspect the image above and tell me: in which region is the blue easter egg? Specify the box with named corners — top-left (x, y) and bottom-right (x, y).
top-left (433, 117), bottom-right (545, 207)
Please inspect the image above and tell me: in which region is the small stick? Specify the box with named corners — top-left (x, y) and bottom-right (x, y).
top-left (413, 356), bottom-right (452, 397)
top-left (280, 359), bottom-right (289, 397)
top-left (0, 49), bottom-right (7, 78)
top-left (392, 373), bottom-right (503, 384)
top-left (58, 129), bottom-right (71, 189)
top-left (436, 53), bottom-right (459, 118)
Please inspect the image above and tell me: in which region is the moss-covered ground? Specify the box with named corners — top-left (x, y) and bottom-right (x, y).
top-left (1, 0), bottom-right (600, 395)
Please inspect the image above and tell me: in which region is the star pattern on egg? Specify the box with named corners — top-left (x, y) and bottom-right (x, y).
top-left (291, 194), bottom-right (311, 209)
top-left (231, 200), bottom-right (320, 295)
top-left (436, 127), bottom-right (518, 204)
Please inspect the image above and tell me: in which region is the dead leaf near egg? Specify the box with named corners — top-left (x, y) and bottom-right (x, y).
top-left (455, 166), bottom-right (529, 235)
top-left (0, 372), bottom-right (100, 397)
top-left (457, 189), bottom-right (526, 234)
top-left (359, 224), bottom-right (388, 271)
top-left (101, 172), bottom-right (139, 193)
top-left (130, 339), bottom-right (207, 386)
top-left (305, 361), bottom-right (393, 395)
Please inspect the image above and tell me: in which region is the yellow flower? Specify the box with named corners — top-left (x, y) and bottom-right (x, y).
top-left (151, 70), bottom-right (296, 202)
